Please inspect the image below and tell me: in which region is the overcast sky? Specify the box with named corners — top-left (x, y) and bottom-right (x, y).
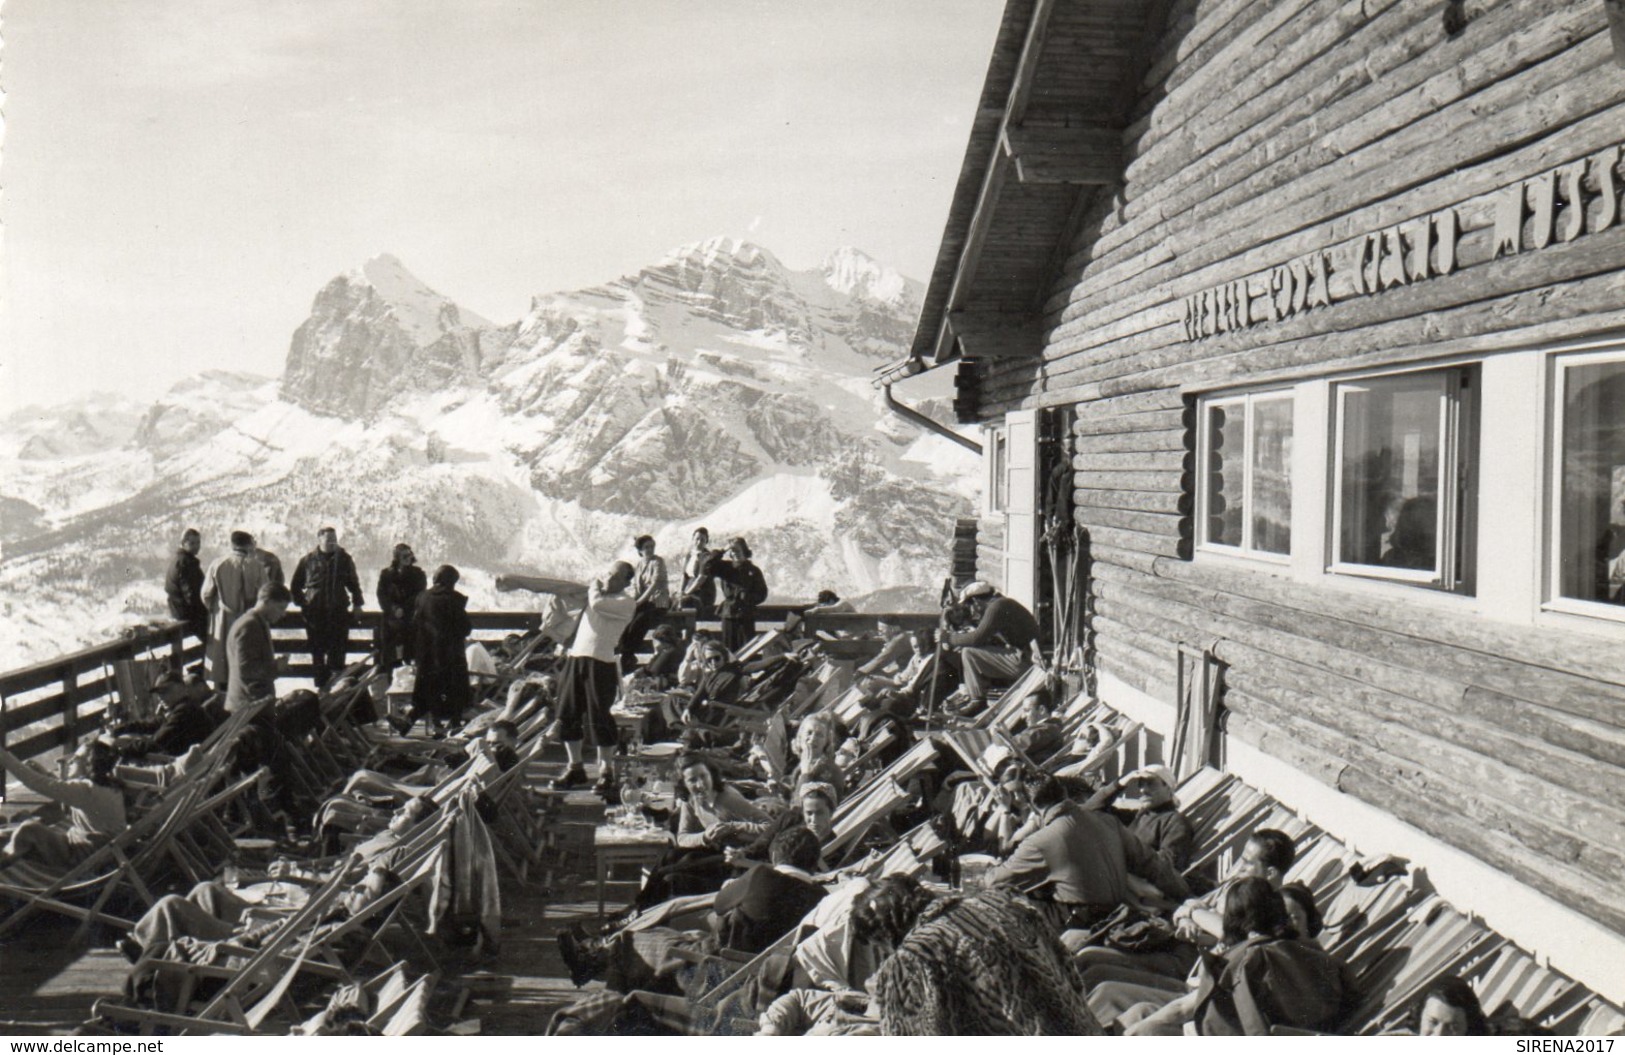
top-left (0, 1), bottom-right (1004, 411)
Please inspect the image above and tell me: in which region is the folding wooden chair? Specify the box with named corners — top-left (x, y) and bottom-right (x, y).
top-left (0, 700), bottom-right (271, 938)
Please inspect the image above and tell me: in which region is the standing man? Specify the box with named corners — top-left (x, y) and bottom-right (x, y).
top-left (203, 531), bottom-right (269, 691)
top-left (552, 561), bottom-right (637, 796)
top-left (290, 527), bottom-right (365, 688)
top-left (677, 527), bottom-right (720, 618)
top-left (943, 581), bottom-right (1041, 716)
top-left (225, 583), bottom-right (291, 712)
top-left (616, 534), bottom-right (671, 674)
top-left (165, 528), bottom-right (207, 644)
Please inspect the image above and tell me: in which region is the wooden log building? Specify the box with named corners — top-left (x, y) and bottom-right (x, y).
top-left (909, 0), bottom-right (1625, 1002)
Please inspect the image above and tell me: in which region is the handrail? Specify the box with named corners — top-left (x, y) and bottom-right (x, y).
top-left (1, 604), bottom-right (941, 764)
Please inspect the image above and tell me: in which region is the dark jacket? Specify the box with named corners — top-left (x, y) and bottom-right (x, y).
top-left (947, 596), bottom-right (1040, 652)
top-left (411, 584), bottom-right (473, 712)
top-left (988, 801), bottom-right (1188, 909)
top-left (225, 609), bottom-right (278, 713)
top-left (679, 547), bottom-right (721, 611)
top-left (377, 563), bottom-right (428, 620)
top-left (165, 548), bottom-right (206, 622)
top-left (715, 559), bottom-right (768, 619)
top-left (643, 641), bottom-right (683, 682)
top-left (291, 547), bottom-right (364, 611)
top-left (712, 865), bottom-right (827, 954)
top-left (146, 700), bottom-right (216, 756)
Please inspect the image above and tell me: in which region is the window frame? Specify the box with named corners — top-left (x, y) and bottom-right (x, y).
top-left (1543, 346), bottom-right (1625, 625)
top-left (1325, 364), bottom-right (1476, 592)
top-left (988, 426), bottom-right (1009, 515)
top-left (1194, 387), bottom-right (1295, 563)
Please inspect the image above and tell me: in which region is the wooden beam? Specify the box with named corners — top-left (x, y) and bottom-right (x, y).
top-left (1608, 0), bottom-right (1625, 67)
top-left (1003, 124), bottom-right (1122, 157)
top-left (950, 311), bottom-right (1044, 359)
top-left (931, 0), bottom-right (1061, 365)
top-left (1004, 125), bottom-right (1124, 184)
top-left (1013, 155), bottom-right (1123, 184)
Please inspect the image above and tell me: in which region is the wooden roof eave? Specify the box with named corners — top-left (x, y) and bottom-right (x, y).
top-left (918, 0), bottom-right (1058, 369)
top-left (911, 0), bottom-right (1132, 371)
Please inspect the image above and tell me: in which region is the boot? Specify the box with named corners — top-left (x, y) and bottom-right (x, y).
top-left (593, 764), bottom-right (620, 804)
top-left (556, 924), bottom-right (605, 987)
top-left (550, 765), bottom-right (589, 791)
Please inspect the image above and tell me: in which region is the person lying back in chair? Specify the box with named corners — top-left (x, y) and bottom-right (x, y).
top-left (119, 860), bottom-right (404, 964)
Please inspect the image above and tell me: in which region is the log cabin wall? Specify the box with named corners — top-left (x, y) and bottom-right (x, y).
top-left (936, 0), bottom-right (1625, 999)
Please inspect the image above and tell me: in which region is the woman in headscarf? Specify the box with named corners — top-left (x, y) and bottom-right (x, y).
top-left (375, 542), bottom-right (427, 674)
top-left (855, 874), bottom-right (1101, 1036)
top-left (403, 564), bottom-right (472, 737)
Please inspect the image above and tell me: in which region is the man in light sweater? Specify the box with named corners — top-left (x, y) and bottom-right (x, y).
top-left (551, 561), bottom-right (637, 796)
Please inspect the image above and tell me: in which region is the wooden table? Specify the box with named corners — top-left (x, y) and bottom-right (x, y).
top-left (593, 824), bottom-right (672, 917)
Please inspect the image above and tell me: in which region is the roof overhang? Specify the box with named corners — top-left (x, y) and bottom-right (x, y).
top-left (909, 0), bottom-right (1170, 373)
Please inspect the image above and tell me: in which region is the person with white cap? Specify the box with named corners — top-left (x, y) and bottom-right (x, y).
top-left (941, 581), bottom-right (1040, 716)
top-left (1084, 764), bottom-right (1194, 872)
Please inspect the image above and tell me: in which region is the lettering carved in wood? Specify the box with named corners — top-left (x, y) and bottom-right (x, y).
top-left (1184, 143), bottom-right (1625, 340)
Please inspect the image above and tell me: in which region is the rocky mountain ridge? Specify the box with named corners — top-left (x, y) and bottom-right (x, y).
top-left (0, 239), bottom-right (976, 670)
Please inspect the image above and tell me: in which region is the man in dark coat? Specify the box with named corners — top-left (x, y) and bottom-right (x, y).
top-left (375, 542), bottom-right (427, 673)
top-left (164, 528), bottom-right (208, 642)
top-left (711, 825), bottom-right (828, 954)
top-left (225, 583), bottom-right (291, 713)
top-left (405, 564), bottom-right (473, 735)
top-left (290, 526), bottom-right (365, 688)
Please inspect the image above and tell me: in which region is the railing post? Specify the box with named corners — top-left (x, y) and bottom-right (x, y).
top-left (60, 659), bottom-right (82, 751)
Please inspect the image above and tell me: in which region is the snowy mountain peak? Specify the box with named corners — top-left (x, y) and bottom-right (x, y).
top-left (341, 254), bottom-right (487, 342)
top-left (660, 236), bottom-right (786, 276)
top-left (821, 246), bottom-right (913, 308)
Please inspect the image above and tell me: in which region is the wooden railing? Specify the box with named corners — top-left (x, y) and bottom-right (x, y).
top-left (1, 605), bottom-right (939, 763)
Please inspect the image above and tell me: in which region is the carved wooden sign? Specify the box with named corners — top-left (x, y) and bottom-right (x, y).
top-left (1183, 144), bottom-right (1624, 341)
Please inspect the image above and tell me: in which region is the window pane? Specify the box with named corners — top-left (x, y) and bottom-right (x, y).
top-left (1205, 402), bottom-right (1246, 546)
top-left (1250, 398), bottom-right (1293, 555)
top-left (1557, 360), bottom-right (1625, 605)
top-left (1338, 374), bottom-right (1443, 571)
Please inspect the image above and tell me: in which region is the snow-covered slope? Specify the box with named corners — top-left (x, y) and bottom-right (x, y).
top-left (0, 241), bottom-right (978, 669)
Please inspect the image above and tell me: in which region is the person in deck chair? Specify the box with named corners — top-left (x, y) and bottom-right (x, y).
top-left (1117, 876), bottom-right (1354, 1036)
top-left (0, 739), bottom-right (127, 869)
top-left (1083, 763), bottom-right (1195, 872)
top-left (1075, 826), bottom-right (1296, 986)
top-left (987, 772), bottom-right (1188, 949)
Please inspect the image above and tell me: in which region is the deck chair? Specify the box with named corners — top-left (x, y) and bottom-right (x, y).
top-left (1466, 945), bottom-right (1577, 1025)
top-left (787, 660), bottom-right (847, 719)
top-left (786, 656), bottom-right (851, 715)
top-left (822, 777), bottom-right (909, 866)
top-left (0, 699), bottom-right (272, 938)
top-left (963, 664), bottom-right (1049, 730)
top-left (176, 841), bottom-right (449, 1033)
top-left (367, 972), bottom-right (433, 1035)
top-left (1346, 897), bottom-right (1506, 1034)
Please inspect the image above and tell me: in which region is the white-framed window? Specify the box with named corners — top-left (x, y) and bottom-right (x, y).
top-left (1195, 389), bottom-right (1294, 559)
top-left (1546, 348), bottom-right (1625, 620)
top-left (1328, 366), bottom-right (1477, 591)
